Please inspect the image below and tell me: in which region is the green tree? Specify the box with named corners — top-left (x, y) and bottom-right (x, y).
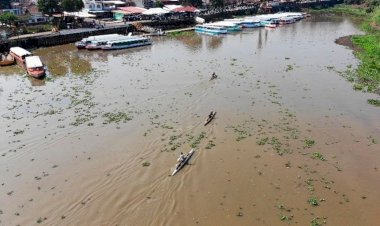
top-left (37, 0), bottom-right (61, 15)
top-left (0, 12), bottom-right (18, 26)
top-left (210, 0), bottom-right (224, 8)
top-left (0, 0), bottom-right (11, 9)
top-left (61, 0), bottom-right (84, 12)
top-left (182, 0), bottom-right (203, 7)
top-left (155, 0), bottom-right (164, 8)
top-left (343, 0), bottom-right (363, 4)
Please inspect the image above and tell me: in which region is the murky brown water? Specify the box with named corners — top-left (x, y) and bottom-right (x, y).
top-left (1, 15), bottom-right (380, 226)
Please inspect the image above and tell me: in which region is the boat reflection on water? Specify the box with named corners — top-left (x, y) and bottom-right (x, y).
top-left (206, 35), bottom-right (223, 50)
top-left (28, 76), bottom-right (46, 86)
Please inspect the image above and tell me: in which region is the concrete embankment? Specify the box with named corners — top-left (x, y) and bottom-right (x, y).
top-left (1, 18), bottom-right (195, 51)
top-left (0, 0), bottom-right (341, 51)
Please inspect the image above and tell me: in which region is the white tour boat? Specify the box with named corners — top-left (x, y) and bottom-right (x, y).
top-left (102, 36), bottom-right (152, 50)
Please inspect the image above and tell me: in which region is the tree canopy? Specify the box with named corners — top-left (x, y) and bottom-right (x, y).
top-left (182, 0), bottom-right (203, 7)
top-left (61, 0), bottom-right (84, 12)
top-left (0, 12), bottom-right (18, 26)
top-left (37, 0), bottom-right (61, 15)
top-left (155, 0), bottom-right (164, 8)
top-left (0, 0), bottom-right (11, 9)
top-left (37, 0), bottom-right (84, 15)
top-left (210, 0), bottom-right (224, 8)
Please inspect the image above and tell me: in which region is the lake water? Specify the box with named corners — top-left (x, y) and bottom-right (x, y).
top-left (1, 14), bottom-right (379, 226)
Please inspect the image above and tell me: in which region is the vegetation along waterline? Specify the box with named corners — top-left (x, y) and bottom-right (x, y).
top-left (314, 4), bottom-right (380, 107)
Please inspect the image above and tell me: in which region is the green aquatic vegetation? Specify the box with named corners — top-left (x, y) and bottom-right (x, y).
top-left (280, 215), bottom-right (292, 221)
top-left (191, 132), bottom-right (207, 148)
top-left (36, 217), bottom-right (47, 223)
top-left (285, 65), bottom-right (293, 72)
top-left (312, 152), bottom-right (326, 161)
top-left (167, 31), bottom-right (194, 37)
top-left (308, 197), bottom-right (319, 206)
top-left (13, 129), bottom-right (24, 135)
top-left (269, 137), bottom-right (282, 151)
top-left (205, 140), bottom-right (216, 149)
top-left (70, 115), bottom-right (94, 126)
top-left (367, 99), bottom-right (380, 106)
top-left (234, 128), bottom-right (251, 141)
top-left (306, 178), bottom-right (315, 191)
top-left (353, 83), bottom-right (365, 90)
top-left (257, 137), bottom-right (269, 145)
top-left (161, 124), bottom-right (173, 129)
top-left (142, 161), bottom-right (150, 167)
top-left (102, 112), bottom-right (132, 124)
top-left (310, 216), bottom-right (327, 226)
top-left (170, 143), bottom-right (181, 151)
top-left (304, 139), bottom-right (315, 148)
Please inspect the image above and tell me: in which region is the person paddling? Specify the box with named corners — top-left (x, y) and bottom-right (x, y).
top-left (208, 111), bottom-right (214, 119)
top-left (177, 152), bottom-right (185, 162)
top-left (211, 72), bottom-right (217, 80)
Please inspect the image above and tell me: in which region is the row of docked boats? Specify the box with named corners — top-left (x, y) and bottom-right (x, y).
top-left (0, 47), bottom-right (45, 78)
top-left (75, 34), bottom-right (152, 50)
top-left (195, 12), bottom-right (309, 35)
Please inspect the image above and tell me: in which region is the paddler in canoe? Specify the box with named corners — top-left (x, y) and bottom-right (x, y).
top-left (204, 111), bottom-right (216, 126)
top-left (172, 149), bottom-right (195, 176)
top-left (210, 72), bottom-right (217, 80)
top-left (177, 152), bottom-right (185, 162)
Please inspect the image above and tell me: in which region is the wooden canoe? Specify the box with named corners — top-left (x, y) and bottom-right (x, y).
top-left (204, 111), bottom-right (216, 126)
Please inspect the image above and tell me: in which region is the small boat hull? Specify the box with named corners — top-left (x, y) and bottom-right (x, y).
top-left (171, 149), bottom-right (195, 176)
top-left (75, 41), bottom-right (86, 49)
top-left (204, 111), bottom-right (216, 126)
top-left (0, 54), bottom-right (15, 66)
top-left (102, 41), bottom-right (152, 50)
top-left (265, 24), bottom-right (277, 29)
top-left (27, 68), bottom-right (45, 78)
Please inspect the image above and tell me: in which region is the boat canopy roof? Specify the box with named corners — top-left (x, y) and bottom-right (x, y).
top-left (25, 56), bottom-right (43, 68)
top-left (83, 34), bottom-right (123, 42)
top-left (10, 47), bottom-right (32, 57)
top-left (107, 36), bottom-right (149, 43)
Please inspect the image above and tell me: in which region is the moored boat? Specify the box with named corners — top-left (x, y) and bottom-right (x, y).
top-left (25, 56), bottom-right (45, 78)
top-left (171, 149), bottom-right (195, 176)
top-left (241, 19), bottom-right (261, 28)
top-left (9, 47), bottom-right (33, 68)
top-left (195, 24), bottom-right (228, 35)
top-left (0, 54), bottom-right (15, 66)
top-left (209, 21), bottom-right (242, 32)
top-left (279, 17), bottom-right (296, 25)
top-left (102, 36), bottom-right (152, 50)
top-left (265, 23), bottom-right (277, 28)
top-left (75, 34), bottom-right (123, 49)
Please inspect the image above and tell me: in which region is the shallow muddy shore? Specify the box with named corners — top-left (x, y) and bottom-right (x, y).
top-left (1, 15), bottom-right (380, 226)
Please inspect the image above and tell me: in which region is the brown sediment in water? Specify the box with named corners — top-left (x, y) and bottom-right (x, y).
top-left (335, 35), bottom-right (362, 52)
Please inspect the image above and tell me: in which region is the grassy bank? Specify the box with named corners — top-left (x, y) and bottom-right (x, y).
top-left (313, 5), bottom-right (380, 105)
top-left (351, 7), bottom-right (380, 94)
top-left (310, 4), bottom-right (368, 16)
